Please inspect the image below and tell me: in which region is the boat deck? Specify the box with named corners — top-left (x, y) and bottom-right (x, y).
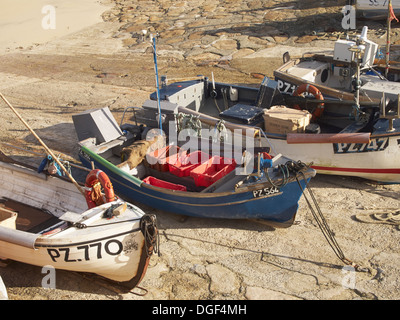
top-left (0, 199), bottom-right (62, 233)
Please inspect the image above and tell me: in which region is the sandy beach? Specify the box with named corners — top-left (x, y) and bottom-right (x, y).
top-left (0, 0), bottom-right (108, 53)
top-left (0, 0), bottom-right (399, 303)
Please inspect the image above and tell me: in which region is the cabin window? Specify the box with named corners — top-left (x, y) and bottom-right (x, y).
top-left (321, 69), bottom-right (329, 83)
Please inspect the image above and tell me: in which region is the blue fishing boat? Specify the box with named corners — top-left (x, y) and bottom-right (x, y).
top-left (73, 105), bottom-right (315, 227)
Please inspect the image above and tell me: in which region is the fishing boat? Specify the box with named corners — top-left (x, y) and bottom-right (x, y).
top-left (0, 155), bottom-right (158, 290)
top-left (136, 26), bottom-right (400, 183)
top-left (120, 62), bottom-right (400, 183)
top-left (356, 0), bottom-right (400, 20)
top-left (272, 25), bottom-right (400, 182)
top-left (73, 104), bottom-right (316, 227)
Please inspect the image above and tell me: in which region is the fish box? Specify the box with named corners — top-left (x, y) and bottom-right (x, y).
top-left (190, 156), bottom-right (237, 187)
top-left (169, 151), bottom-right (210, 177)
top-left (146, 145), bottom-right (182, 172)
top-left (263, 106), bottom-right (311, 135)
top-left (142, 176), bottom-right (187, 191)
top-left (0, 207), bottom-right (17, 229)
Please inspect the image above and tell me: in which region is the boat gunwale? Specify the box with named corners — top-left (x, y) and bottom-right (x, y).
top-left (80, 145), bottom-right (314, 199)
top-left (34, 226), bottom-right (142, 248)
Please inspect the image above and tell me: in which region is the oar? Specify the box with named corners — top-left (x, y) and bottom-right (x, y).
top-left (0, 92), bottom-right (86, 197)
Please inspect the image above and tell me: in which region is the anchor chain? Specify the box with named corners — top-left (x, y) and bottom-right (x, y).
top-left (295, 171), bottom-right (369, 273)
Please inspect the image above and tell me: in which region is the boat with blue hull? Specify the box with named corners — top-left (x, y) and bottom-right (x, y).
top-left (74, 107), bottom-right (315, 227)
top-left (79, 146), bottom-right (311, 224)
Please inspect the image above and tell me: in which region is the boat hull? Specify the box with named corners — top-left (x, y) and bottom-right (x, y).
top-left (274, 66), bottom-right (400, 183)
top-left (0, 220), bottom-right (148, 283)
top-left (0, 160), bottom-right (156, 288)
top-left (79, 148), bottom-right (312, 226)
top-left (266, 132), bottom-right (400, 183)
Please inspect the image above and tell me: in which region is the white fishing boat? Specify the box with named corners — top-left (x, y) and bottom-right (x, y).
top-left (356, 0), bottom-right (400, 20)
top-left (271, 26), bottom-right (400, 183)
top-left (0, 157), bottom-right (158, 290)
top-left (142, 42), bottom-right (400, 183)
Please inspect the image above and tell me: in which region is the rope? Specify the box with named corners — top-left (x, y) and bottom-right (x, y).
top-left (91, 182), bottom-right (104, 206)
top-left (175, 112), bottom-right (202, 137)
top-left (141, 214), bottom-right (160, 258)
top-left (265, 163), bottom-right (290, 188)
top-left (264, 160), bottom-right (305, 188)
top-left (213, 97), bottom-right (222, 113)
top-left (295, 173), bottom-right (367, 272)
top-left (354, 210), bottom-right (400, 230)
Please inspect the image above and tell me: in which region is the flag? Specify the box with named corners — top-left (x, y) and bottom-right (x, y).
top-left (389, 4), bottom-right (399, 22)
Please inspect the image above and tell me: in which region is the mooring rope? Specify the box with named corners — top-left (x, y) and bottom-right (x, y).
top-left (295, 173), bottom-right (368, 273)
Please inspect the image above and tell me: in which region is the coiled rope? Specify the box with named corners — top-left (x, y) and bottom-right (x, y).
top-left (141, 214), bottom-right (160, 258)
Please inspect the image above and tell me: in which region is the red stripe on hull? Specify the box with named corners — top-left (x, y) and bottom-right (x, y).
top-left (312, 166), bottom-right (400, 174)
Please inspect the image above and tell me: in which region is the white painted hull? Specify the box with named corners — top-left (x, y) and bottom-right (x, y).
top-left (0, 161), bottom-right (156, 286)
top-left (267, 134), bottom-right (400, 183)
top-left (0, 207), bottom-right (147, 282)
top-left (357, 0), bottom-right (400, 10)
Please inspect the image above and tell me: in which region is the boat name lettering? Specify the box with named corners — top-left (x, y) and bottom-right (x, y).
top-left (253, 186), bottom-right (280, 198)
top-left (368, 0), bottom-right (388, 7)
top-left (277, 79), bottom-right (296, 94)
top-left (79, 150), bottom-right (91, 162)
top-left (46, 239), bottom-right (123, 263)
top-left (333, 137), bottom-right (389, 154)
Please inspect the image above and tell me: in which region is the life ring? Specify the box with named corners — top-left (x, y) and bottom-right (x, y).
top-left (85, 169), bottom-right (116, 209)
top-left (293, 84), bottom-right (324, 120)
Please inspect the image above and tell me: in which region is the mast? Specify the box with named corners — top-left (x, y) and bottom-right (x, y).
top-left (386, 0), bottom-right (392, 78)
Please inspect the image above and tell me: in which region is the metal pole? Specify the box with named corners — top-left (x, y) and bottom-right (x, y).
top-left (151, 34), bottom-right (163, 132)
top-left (386, 0), bottom-right (392, 78)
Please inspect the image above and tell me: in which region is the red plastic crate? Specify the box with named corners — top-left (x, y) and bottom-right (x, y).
top-left (168, 151), bottom-right (210, 177)
top-left (142, 176), bottom-right (187, 191)
top-left (146, 145), bottom-right (182, 172)
top-left (190, 156), bottom-right (237, 187)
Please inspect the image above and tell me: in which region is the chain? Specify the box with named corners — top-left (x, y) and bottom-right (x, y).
top-left (296, 173), bottom-right (368, 273)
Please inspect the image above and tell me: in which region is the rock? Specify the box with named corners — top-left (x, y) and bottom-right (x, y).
top-left (245, 286), bottom-right (302, 300)
top-left (206, 264), bottom-right (240, 295)
top-left (188, 31), bottom-right (205, 40)
top-left (238, 36), bottom-right (271, 50)
top-left (160, 29), bottom-right (186, 39)
top-left (122, 38), bottom-right (138, 47)
top-left (212, 39), bottom-right (238, 51)
top-left (232, 48), bottom-right (255, 59)
top-left (185, 51), bottom-right (222, 64)
top-left (273, 33), bottom-right (290, 43)
top-left (296, 35), bottom-right (318, 43)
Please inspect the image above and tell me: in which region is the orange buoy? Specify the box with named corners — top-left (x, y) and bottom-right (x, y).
top-left (85, 169), bottom-right (116, 209)
top-left (293, 84), bottom-right (324, 120)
